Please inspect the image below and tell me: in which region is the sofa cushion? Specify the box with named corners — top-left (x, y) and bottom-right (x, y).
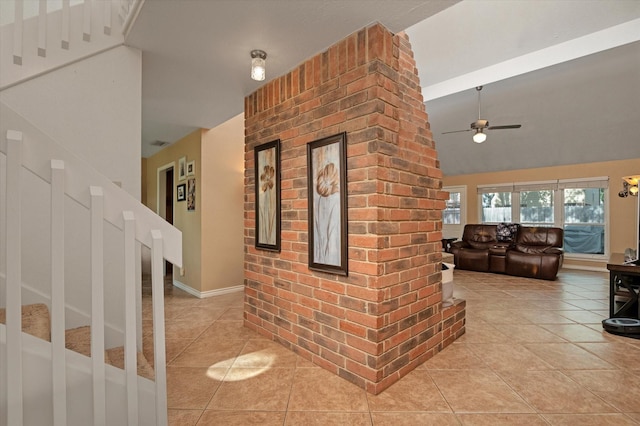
top-left (468, 240), bottom-right (495, 250)
top-left (514, 243), bottom-right (552, 254)
top-left (515, 226), bottom-right (563, 248)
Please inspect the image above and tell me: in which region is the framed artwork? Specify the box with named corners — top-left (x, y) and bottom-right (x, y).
top-left (187, 160), bottom-right (195, 176)
top-left (187, 178), bottom-right (196, 211)
top-left (307, 132), bottom-right (348, 275)
top-left (254, 139), bottom-right (281, 251)
top-left (177, 183), bottom-right (186, 201)
top-left (178, 157), bottom-right (187, 181)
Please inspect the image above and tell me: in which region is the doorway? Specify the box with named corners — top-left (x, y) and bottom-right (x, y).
top-left (157, 162), bottom-right (175, 276)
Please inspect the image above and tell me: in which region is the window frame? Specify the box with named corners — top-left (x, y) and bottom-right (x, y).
top-left (476, 178), bottom-right (609, 261)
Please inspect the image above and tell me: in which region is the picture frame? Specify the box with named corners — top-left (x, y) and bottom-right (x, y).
top-left (254, 139), bottom-right (281, 251)
top-left (177, 183), bottom-right (186, 202)
top-left (178, 157), bottom-right (187, 181)
top-left (307, 132), bottom-right (348, 275)
top-left (187, 178), bottom-right (196, 211)
top-left (187, 160), bottom-right (195, 176)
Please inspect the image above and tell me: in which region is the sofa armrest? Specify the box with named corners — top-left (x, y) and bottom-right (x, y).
top-left (543, 247), bottom-right (564, 256)
top-left (450, 241), bottom-right (469, 250)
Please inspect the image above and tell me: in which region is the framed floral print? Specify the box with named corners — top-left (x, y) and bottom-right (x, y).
top-left (187, 178), bottom-right (196, 211)
top-left (307, 132), bottom-right (348, 275)
top-left (254, 139), bottom-right (281, 251)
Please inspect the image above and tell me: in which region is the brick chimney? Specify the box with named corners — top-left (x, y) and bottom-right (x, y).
top-left (244, 23), bottom-right (465, 394)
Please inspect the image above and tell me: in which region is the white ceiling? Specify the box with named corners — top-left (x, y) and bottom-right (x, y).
top-left (127, 0), bottom-right (640, 176)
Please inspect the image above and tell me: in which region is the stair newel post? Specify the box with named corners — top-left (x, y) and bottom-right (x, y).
top-left (13, 0), bottom-right (23, 65)
top-left (5, 130), bottom-right (24, 425)
top-left (50, 160), bottom-right (67, 426)
top-left (150, 229), bottom-right (168, 426)
top-left (90, 186), bottom-right (106, 426)
top-left (123, 211), bottom-right (139, 425)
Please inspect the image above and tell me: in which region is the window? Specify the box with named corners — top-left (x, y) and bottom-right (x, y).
top-left (477, 185), bottom-right (514, 223)
top-left (559, 182), bottom-right (607, 255)
top-left (443, 186), bottom-right (466, 240)
top-left (443, 191), bottom-right (461, 224)
top-left (477, 178), bottom-right (608, 259)
top-left (520, 190), bottom-right (553, 225)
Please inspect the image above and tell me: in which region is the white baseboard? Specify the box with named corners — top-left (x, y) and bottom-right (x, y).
top-left (561, 264), bottom-right (608, 273)
top-left (172, 279), bottom-right (244, 299)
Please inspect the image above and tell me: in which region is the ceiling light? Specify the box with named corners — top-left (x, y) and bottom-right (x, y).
top-left (630, 185), bottom-right (639, 196)
top-left (250, 50), bottom-right (267, 81)
top-left (472, 130), bottom-right (487, 143)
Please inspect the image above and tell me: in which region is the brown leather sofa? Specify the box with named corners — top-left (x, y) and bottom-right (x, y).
top-left (450, 224), bottom-right (564, 280)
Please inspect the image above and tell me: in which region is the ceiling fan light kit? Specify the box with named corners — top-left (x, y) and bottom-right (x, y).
top-left (442, 86), bottom-right (522, 143)
top-left (473, 130), bottom-right (487, 143)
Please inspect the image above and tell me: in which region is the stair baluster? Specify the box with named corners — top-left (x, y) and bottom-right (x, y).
top-left (5, 130), bottom-right (24, 425)
top-left (151, 230), bottom-right (168, 426)
top-left (90, 186), bottom-right (107, 425)
top-left (123, 211), bottom-right (140, 424)
top-left (51, 159), bottom-right (67, 426)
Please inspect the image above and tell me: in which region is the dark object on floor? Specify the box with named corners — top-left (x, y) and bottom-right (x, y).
top-left (602, 317), bottom-right (640, 339)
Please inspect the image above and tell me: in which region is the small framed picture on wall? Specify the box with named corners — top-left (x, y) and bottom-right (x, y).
top-left (187, 178), bottom-right (196, 211)
top-left (187, 160), bottom-right (195, 176)
top-left (178, 157), bottom-right (187, 181)
top-left (177, 183), bottom-right (186, 201)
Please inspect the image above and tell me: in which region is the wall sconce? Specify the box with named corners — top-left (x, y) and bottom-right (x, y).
top-left (619, 175), bottom-right (640, 197)
top-left (250, 50), bottom-right (267, 81)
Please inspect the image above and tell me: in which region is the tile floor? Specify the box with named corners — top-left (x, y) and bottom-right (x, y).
top-left (143, 269), bottom-right (640, 425)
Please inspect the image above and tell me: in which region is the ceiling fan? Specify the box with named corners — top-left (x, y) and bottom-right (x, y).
top-left (442, 86), bottom-right (521, 143)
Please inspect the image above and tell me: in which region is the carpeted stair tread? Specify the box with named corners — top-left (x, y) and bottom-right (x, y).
top-left (105, 346), bottom-right (155, 380)
top-left (65, 325), bottom-right (155, 379)
top-left (3, 304), bottom-right (155, 380)
top-left (0, 303), bottom-right (51, 341)
top-left (65, 325), bottom-right (92, 357)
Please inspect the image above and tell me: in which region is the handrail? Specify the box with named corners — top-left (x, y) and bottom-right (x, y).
top-left (120, 0), bottom-right (146, 39)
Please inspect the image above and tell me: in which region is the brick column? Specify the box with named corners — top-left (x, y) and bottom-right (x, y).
top-left (244, 23), bottom-right (465, 394)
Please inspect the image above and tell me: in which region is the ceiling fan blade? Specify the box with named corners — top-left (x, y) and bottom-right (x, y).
top-left (488, 124), bottom-right (522, 130)
top-left (442, 129), bottom-right (472, 135)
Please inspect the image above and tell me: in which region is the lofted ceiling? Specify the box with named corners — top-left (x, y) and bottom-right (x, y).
top-left (126, 0), bottom-right (640, 176)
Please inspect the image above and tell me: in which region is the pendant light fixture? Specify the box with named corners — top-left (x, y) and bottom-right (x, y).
top-left (250, 50), bottom-right (267, 81)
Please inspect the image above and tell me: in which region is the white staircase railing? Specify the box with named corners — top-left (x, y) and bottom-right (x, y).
top-left (1, 0), bottom-right (144, 90)
top-left (0, 101), bottom-right (181, 425)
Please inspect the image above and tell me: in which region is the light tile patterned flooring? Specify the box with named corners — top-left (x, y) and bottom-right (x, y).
top-left (144, 269), bottom-right (640, 425)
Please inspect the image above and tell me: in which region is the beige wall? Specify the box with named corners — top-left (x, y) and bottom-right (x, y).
top-left (144, 130), bottom-right (202, 291)
top-left (443, 158), bottom-right (639, 269)
top-left (142, 115), bottom-right (245, 295)
top-left (201, 114), bottom-right (245, 292)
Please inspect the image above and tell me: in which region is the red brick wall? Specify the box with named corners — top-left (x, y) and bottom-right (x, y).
top-left (244, 23), bottom-right (465, 394)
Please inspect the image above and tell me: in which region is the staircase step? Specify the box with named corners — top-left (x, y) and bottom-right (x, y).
top-left (0, 303), bottom-right (51, 341)
top-left (1, 304), bottom-right (155, 379)
top-left (105, 346), bottom-right (155, 380)
top-left (65, 325), bottom-right (154, 379)
top-left (65, 325), bottom-right (92, 356)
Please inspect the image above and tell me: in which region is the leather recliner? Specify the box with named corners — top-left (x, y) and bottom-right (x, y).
top-left (505, 226), bottom-right (564, 280)
top-left (450, 224), bottom-right (564, 280)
